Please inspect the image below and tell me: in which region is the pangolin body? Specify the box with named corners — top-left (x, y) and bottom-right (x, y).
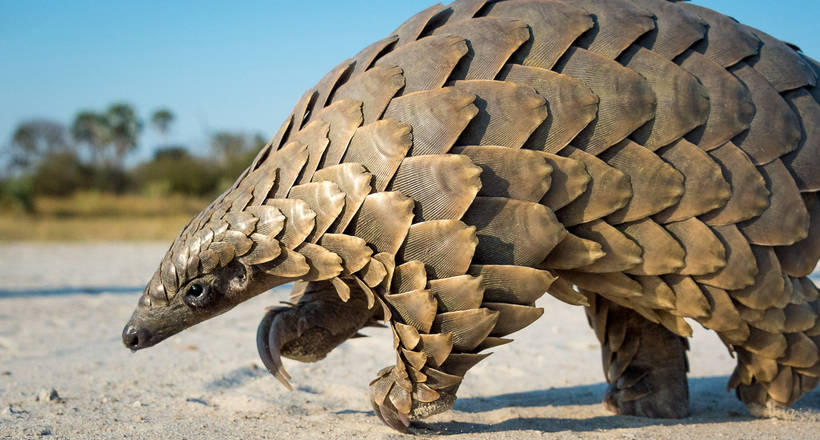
top-left (124, 0), bottom-right (820, 432)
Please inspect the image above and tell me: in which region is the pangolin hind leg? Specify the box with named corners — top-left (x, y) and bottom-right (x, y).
top-left (728, 291), bottom-right (820, 416)
top-left (733, 346), bottom-right (820, 418)
top-left (586, 294), bottom-right (690, 418)
top-left (256, 279), bottom-right (379, 389)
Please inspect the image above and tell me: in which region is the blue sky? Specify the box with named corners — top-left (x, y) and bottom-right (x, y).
top-left (1, 1), bottom-right (818, 165)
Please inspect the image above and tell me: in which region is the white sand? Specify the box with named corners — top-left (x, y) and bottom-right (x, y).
top-left (1, 243), bottom-right (818, 439)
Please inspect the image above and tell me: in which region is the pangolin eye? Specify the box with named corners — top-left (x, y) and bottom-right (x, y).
top-left (183, 283), bottom-right (210, 307)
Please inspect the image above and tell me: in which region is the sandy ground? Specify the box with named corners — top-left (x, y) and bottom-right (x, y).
top-left (1, 243), bottom-right (819, 439)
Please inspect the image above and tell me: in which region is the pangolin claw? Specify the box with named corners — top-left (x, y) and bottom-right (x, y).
top-left (256, 307), bottom-right (294, 391)
top-left (369, 370), bottom-right (413, 432)
top-left (370, 396), bottom-right (411, 433)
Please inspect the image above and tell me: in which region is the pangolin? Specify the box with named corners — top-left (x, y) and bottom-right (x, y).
top-left (122, 0), bottom-right (820, 432)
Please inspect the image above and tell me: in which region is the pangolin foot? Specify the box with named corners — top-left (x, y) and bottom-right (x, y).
top-left (368, 366), bottom-right (457, 432)
top-left (603, 366), bottom-right (690, 419)
top-left (368, 386), bottom-right (457, 432)
top-left (411, 391), bottom-right (456, 420)
top-left (369, 379), bottom-right (411, 433)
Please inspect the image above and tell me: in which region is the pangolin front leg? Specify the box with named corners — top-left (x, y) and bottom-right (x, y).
top-left (586, 294), bottom-right (690, 419)
top-left (257, 279), bottom-right (377, 389)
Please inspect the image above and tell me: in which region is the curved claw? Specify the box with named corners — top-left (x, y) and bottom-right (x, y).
top-left (268, 311), bottom-right (295, 389)
top-left (371, 396), bottom-right (410, 433)
top-left (369, 373), bottom-right (411, 433)
top-left (256, 307), bottom-right (294, 391)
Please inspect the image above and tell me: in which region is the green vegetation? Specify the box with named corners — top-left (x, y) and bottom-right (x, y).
top-left (0, 193), bottom-right (204, 241)
top-left (1, 104), bottom-right (267, 241)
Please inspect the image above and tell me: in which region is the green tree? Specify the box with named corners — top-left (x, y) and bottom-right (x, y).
top-left (210, 131), bottom-right (266, 187)
top-left (105, 102), bottom-right (142, 165)
top-left (71, 111), bottom-right (111, 166)
top-left (132, 146), bottom-right (219, 197)
top-left (0, 175), bottom-right (35, 213)
top-left (150, 108), bottom-right (174, 136)
top-left (210, 131), bottom-right (249, 162)
top-left (9, 119), bottom-right (71, 171)
top-left (71, 103), bottom-right (142, 168)
top-left (31, 151), bottom-right (91, 197)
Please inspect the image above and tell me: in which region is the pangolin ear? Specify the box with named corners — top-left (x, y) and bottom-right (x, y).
top-left (225, 261), bottom-right (251, 296)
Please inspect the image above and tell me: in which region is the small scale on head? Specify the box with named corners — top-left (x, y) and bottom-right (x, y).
top-left (122, 180), bottom-right (295, 351)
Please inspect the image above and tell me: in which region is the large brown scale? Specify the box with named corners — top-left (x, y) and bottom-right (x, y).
top-left (123, 0), bottom-right (820, 432)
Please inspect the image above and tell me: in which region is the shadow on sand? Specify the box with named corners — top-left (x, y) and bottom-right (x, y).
top-left (0, 285), bottom-right (143, 298)
top-left (412, 376), bottom-right (820, 435)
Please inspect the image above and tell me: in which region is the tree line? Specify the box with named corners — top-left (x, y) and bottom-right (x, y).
top-left (1, 102), bottom-right (266, 212)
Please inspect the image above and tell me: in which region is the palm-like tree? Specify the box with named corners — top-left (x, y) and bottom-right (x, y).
top-left (9, 119), bottom-right (71, 170)
top-left (71, 111), bottom-right (111, 166)
top-left (105, 103), bottom-right (142, 165)
top-left (150, 108), bottom-right (174, 136)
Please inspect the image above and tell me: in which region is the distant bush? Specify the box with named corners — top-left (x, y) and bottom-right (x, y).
top-left (90, 166), bottom-right (132, 194)
top-left (31, 151), bottom-right (93, 197)
top-left (218, 149), bottom-right (257, 189)
top-left (132, 147), bottom-right (221, 197)
top-left (210, 131), bottom-right (265, 189)
top-left (4, 106), bottom-right (269, 206)
top-left (0, 175), bottom-right (35, 213)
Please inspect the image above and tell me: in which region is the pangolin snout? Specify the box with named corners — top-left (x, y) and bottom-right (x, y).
top-left (122, 323), bottom-right (152, 351)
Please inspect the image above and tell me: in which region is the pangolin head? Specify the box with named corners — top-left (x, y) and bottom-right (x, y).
top-left (123, 164), bottom-right (297, 351)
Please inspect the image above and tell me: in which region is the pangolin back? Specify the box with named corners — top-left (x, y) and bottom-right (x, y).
top-left (167, 0), bottom-right (820, 417)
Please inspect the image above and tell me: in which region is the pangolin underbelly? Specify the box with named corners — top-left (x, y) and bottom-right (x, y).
top-left (124, 0), bottom-right (820, 432)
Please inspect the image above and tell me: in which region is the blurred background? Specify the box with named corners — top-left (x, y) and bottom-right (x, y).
top-left (1, 0), bottom-right (818, 242)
